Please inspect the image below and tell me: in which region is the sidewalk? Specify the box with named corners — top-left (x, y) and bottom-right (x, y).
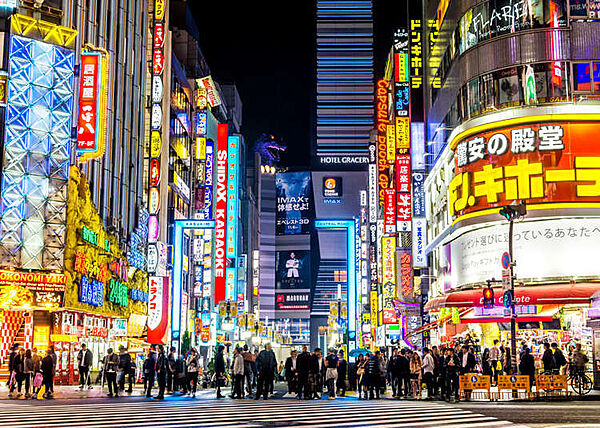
top-left (0, 383), bottom-right (149, 400)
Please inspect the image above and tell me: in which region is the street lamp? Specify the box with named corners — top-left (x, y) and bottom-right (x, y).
top-left (498, 201), bottom-right (527, 374)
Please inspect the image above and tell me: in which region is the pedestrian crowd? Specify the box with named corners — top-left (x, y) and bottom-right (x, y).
top-left (6, 343), bottom-right (57, 399)
top-left (5, 338), bottom-right (589, 401)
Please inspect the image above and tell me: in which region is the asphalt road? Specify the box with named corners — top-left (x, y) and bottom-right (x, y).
top-left (453, 400), bottom-right (600, 427)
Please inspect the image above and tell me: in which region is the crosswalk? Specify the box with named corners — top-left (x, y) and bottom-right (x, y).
top-left (0, 398), bottom-right (528, 427)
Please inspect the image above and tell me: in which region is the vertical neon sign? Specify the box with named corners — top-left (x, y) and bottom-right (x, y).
top-left (213, 124), bottom-right (229, 304)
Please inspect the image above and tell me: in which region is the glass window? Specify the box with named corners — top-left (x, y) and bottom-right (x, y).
top-left (467, 78), bottom-right (481, 117)
top-left (480, 73), bottom-right (496, 112)
top-left (497, 67), bottom-right (522, 107)
top-left (575, 62), bottom-right (592, 91)
top-left (593, 62), bottom-right (600, 93)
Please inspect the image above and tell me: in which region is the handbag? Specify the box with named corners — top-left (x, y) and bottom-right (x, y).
top-left (33, 372), bottom-right (43, 389)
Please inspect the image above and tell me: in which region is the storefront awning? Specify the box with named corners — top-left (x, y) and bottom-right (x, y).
top-left (425, 282), bottom-right (600, 312)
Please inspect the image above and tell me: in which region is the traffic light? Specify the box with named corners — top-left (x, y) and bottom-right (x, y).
top-left (483, 286), bottom-right (494, 309)
top-left (499, 201), bottom-right (527, 221)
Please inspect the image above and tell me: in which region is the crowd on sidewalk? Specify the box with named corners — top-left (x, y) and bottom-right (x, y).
top-left (5, 338), bottom-right (590, 401)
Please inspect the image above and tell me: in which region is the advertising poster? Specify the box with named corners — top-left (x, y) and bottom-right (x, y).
top-left (276, 172), bottom-right (312, 235)
top-left (276, 293), bottom-right (310, 310)
top-left (276, 250), bottom-right (310, 289)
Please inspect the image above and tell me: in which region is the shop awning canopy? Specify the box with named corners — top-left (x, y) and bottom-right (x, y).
top-left (425, 282), bottom-right (600, 312)
top-left (459, 305), bottom-right (560, 324)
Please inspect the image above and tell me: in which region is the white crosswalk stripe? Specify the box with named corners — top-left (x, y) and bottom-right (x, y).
top-left (0, 399), bottom-right (529, 428)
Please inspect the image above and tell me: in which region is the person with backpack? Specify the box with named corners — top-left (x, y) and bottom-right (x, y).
top-left (572, 343), bottom-right (589, 374)
top-left (551, 342), bottom-right (567, 374)
top-left (519, 347), bottom-right (535, 386)
top-left (542, 342), bottom-right (556, 373)
top-left (143, 345), bottom-right (157, 397)
top-left (117, 346), bottom-right (132, 393)
top-left (186, 348), bottom-right (199, 398)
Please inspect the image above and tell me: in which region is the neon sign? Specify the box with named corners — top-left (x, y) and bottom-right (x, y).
top-left (214, 124), bottom-right (229, 304)
top-left (376, 79), bottom-right (390, 206)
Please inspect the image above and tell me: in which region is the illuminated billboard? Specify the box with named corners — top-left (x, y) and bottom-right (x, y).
top-left (276, 172), bottom-right (312, 235)
top-left (0, 35), bottom-right (75, 270)
top-left (76, 47), bottom-right (109, 162)
top-left (276, 251), bottom-right (311, 289)
top-left (449, 120), bottom-right (600, 219)
top-left (214, 124), bottom-right (228, 304)
top-left (226, 136), bottom-right (240, 258)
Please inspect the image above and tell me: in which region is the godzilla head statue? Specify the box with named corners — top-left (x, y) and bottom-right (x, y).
top-left (254, 134), bottom-right (287, 167)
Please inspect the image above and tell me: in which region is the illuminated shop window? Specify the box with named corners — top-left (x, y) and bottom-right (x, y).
top-left (573, 62), bottom-right (600, 93)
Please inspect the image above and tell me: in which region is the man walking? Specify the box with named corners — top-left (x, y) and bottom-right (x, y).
top-left (103, 348), bottom-right (119, 398)
top-left (117, 346), bottom-right (132, 393)
top-left (336, 350), bottom-right (347, 397)
top-left (77, 344), bottom-right (93, 390)
top-left (155, 345), bottom-right (167, 399)
top-left (399, 349), bottom-right (411, 397)
top-left (296, 345), bottom-right (311, 399)
top-left (310, 348), bottom-right (324, 399)
top-left (284, 350), bottom-right (298, 395)
top-left (388, 348), bottom-right (401, 398)
top-left (242, 345), bottom-right (255, 397)
top-left (255, 343), bottom-right (277, 400)
top-left (422, 348), bottom-right (435, 399)
top-left (144, 345), bottom-right (157, 398)
top-left (490, 340), bottom-right (500, 384)
top-left (167, 346), bottom-right (177, 393)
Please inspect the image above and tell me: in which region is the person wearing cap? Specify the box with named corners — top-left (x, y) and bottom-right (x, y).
top-left (117, 346), bottom-right (132, 393)
top-left (77, 344), bottom-right (93, 390)
top-left (103, 348), bottom-right (119, 397)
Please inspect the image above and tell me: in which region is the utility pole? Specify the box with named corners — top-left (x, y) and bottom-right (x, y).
top-left (499, 201), bottom-right (527, 374)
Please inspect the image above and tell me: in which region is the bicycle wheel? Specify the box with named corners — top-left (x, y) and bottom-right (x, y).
top-left (580, 374), bottom-right (593, 395)
top-left (570, 375), bottom-right (583, 395)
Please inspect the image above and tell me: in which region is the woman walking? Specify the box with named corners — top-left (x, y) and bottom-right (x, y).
top-left (186, 348), bottom-right (199, 398)
top-left (409, 351), bottom-right (423, 399)
top-left (23, 349), bottom-right (34, 398)
top-left (356, 354), bottom-right (367, 400)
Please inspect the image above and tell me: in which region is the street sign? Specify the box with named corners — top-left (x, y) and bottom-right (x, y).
top-left (501, 252), bottom-right (511, 269)
top-left (503, 290), bottom-right (513, 309)
top-left (502, 269), bottom-right (511, 292)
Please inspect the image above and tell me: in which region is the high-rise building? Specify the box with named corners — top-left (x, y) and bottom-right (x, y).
top-left (422, 0), bottom-right (600, 359)
top-left (314, 0), bottom-right (374, 168)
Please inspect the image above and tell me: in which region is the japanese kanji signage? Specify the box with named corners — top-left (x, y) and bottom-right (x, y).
top-left (396, 155), bottom-right (412, 229)
top-left (450, 121), bottom-right (600, 218)
top-left (399, 251), bottom-right (414, 301)
top-left (381, 237), bottom-right (397, 324)
top-left (214, 124), bottom-right (229, 304)
top-left (76, 48), bottom-right (109, 162)
top-left (376, 79), bottom-right (390, 206)
top-left (147, 276), bottom-right (169, 344)
top-left (448, 217), bottom-right (600, 289)
top-left (384, 189), bottom-right (396, 234)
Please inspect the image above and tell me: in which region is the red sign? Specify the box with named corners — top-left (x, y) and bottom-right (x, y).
top-left (376, 79), bottom-right (390, 205)
top-left (0, 269), bottom-right (66, 292)
top-left (384, 189), bottom-right (396, 234)
top-left (147, 276), bottom-right (169, 344)
top-left (450, 121), bottom-right (600, 219)
top-left (153, 22), bottom-right (165, 48)
top-left (149, 159), bottom-right (160, 186)
top-left (153, 49), bottom-right (164, 75)
top-left (77, 54), bottom-right (100, 151)
top-left (214, 124), bottom-right (229, 304)
top-left (396, 155), bottom-right (412, 223)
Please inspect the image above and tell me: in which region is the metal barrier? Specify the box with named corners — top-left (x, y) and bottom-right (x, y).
top-left (495, 375), bottom-right (533, 400)
top-left (536, 374), bottom-right (569, 398)
top-left (459, 373), bottom-right (492, 401)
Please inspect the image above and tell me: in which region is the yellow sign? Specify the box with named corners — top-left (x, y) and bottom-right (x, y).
top-left (386, 124), bottom-right (395, 164)
top-left (340, 301), bottom-right (347, 318)
top-left (33, 326), bottom-right (50, 352)
top-left (370, 291), bottom-right (378, 328)
top-left (151, 131), bottom-right (162, 158)
top-left (329, 301), bottom-right (338, 317)
top-left (381, 237), bottom-right (396, 284)
top-left (218, 302), bottom-right (226, 316)
top-left (395, 117), bottom-right (410, 151)
top-left (154, 0), bottom-right (165, 21)
top-left (50, 334), bottom-right (78, 343)
top-left (536, 374), bottom-right (568, 392)
top-left (459, 374), bottom-right (491, 393)
top-left (497, 375), bottom-right (531, 392)
top-left (196, 137), bottom-right (206, 160)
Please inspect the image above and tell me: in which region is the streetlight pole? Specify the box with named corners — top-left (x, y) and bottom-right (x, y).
top-left (499, 201), bottom-right (526, 375)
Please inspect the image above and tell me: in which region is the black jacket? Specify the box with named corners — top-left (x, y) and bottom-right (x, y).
top-left (118, 352), bottom-right (131, 371)
top-left (519, 353), bottom-right (535, 375)
top-left (214, 352), bottom-right (226, 375)
top-left (309, 354), bottom-right (324, 378)
top-left (444, 354), bottom-right (460, 377)
top-left (256, 350), bottom-right (277, 376)
top-left (156, 352), bottom-right (167, 377)
top-left (398, 355), bottom-right (410, 374)
top-left (41, 355), bottom-right (54, 376)
top-left (284, 357), bottom-right (297, 380)
top-left (8, 350), bottom-right (17, 372)
top-left (144, 351), bottom-right (157, 374)
top-left (77, 349), bottom-right (93, 368)
top-left (366, 356), bottom-right (382, 378)
top-left (296, 351), bottom-right (311, 375)
top-left (459, 352), bottom-right (477, 374)
top-left (542, 349), bottom-right (555, 372)
top-left (12, 354), bottom-right (24, 374)
top-left (167, 352), bottom-right (176, 372)
top-left (337, 358), bottom-right (348, 380)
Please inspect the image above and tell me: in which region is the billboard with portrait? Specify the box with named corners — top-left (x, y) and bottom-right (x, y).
top-left (276, 172), bottom-right (311, 235)
top-left (276, 250), bottom-right (310, 289)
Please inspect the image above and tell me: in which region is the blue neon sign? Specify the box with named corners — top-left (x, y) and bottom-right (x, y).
top-left (172, 220), bottom-right (215, 342)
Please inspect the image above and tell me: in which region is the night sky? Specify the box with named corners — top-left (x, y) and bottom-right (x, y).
top-left (192, 1), bottom-right (407, 168)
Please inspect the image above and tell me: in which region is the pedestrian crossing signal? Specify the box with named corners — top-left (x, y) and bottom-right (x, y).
top-left (483, 286), bottom-right (494, 309)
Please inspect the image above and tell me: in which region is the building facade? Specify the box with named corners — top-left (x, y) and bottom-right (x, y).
top-left (422, 0), bottom-right (600, 383)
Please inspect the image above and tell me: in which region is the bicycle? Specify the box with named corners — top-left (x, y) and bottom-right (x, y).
top-left (567, 363), bottom-right (592, 396)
